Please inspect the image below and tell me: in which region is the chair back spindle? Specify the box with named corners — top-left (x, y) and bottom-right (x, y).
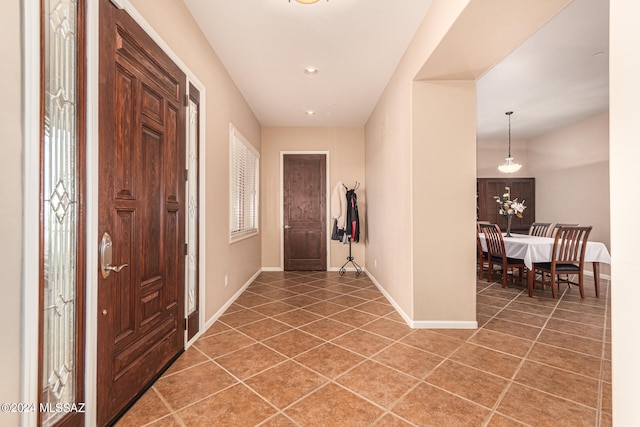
top-left (528, 222), bottom-right (551, 237)
top-left (480, 223), bottom-right (506, 259)
top-left (479, 223), bottom-right (525, 288)
top-left (535, 225), bottom-right (593, 298)
top-left (553, 226), bottom-right (592, 264)
top-left (550, 223), bottom-right (579, 238)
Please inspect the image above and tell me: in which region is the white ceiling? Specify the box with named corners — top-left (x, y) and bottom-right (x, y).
top-left (183, 0), bottom-right (433, 126)
top-left (477, 0), bottom-right (609, 140)
top-left (183, 0), bottom-right (609, 139)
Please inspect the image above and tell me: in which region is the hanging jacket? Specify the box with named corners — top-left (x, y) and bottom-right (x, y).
top-left (331, 181), bottom-right (347, 231)
top-left (345, 189), bottom-right (360, 243)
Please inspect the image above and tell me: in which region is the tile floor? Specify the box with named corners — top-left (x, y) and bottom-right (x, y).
top-left (116, 270), bottom-right (612, 427)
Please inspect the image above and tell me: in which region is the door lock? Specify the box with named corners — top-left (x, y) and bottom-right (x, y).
top-left (100, 232), bottom-right (129, 278)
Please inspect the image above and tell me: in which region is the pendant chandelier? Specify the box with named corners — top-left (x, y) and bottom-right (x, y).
top-left (498, 111), bottom-right (522, 173)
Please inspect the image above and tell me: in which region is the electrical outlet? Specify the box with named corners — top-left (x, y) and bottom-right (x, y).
top-left (224, 274), bottom-right (228, 287)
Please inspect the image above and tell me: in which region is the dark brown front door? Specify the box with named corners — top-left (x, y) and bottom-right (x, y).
top-left (283, 154), bottom-right (327, 270)
top-left (97, 1), bottom-right (186, 424)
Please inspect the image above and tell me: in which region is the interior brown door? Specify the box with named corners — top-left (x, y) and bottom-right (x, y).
top-left (283, 154), bottom-right (327, 270)
top-left (97, 1), bottom-right (186, 424)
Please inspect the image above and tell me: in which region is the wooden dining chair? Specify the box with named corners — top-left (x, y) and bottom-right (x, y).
top-left (533, 225), bottom-right (592, 298)
top-left (477, 221), bottom-right (490, 279)
top-left (479, 223), bottom-right (526, 288)
top-left (528, 222), bottom-right (551, 237)
top-left (550, 223), bottom-right (579, 238)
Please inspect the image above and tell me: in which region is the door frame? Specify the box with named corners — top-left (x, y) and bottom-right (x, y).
top-left (279, 151), bottom-right (331, 271)
top-left (21, 1), bottom-right (42, 425)
top-left (22, 1), bottom-right (208, 424)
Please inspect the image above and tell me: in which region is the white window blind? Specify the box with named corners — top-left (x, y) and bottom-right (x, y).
top-left (230, 124), bottom-right (260, 241)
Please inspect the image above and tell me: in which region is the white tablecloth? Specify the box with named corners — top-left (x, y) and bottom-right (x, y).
top-left (479, 233), bottom-right (611, 270)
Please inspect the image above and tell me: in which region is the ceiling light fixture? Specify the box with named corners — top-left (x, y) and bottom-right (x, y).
top-left (304, 67), bottom-right (319, 76)
top-left (498, 111), bottom-right (522, 174)
top-left (305, 110), bottom-right (316, 116)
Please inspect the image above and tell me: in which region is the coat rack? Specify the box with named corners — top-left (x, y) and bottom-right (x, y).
top-left (339, 238), bottom-right (362, 277)
top-left (339, 181), bottom-right (362, 277)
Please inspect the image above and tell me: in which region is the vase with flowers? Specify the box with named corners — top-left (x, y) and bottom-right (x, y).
top-left (494, 186), bottom-right (526, 237)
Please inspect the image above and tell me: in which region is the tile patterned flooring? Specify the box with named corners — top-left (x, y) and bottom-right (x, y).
top-left (116, 270), bottom-right (612, 426)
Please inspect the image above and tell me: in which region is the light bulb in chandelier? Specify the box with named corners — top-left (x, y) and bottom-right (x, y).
top-left (498, 111), bottom-right (522, 173)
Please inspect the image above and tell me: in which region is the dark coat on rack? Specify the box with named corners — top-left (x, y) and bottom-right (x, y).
top-left (346, 189), bottom-right (359, 243)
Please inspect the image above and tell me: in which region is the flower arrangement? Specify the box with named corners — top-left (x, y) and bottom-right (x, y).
top-left (494, 187), bottom-right (526, 218)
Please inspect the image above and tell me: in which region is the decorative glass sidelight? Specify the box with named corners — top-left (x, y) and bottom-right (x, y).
top-left (186, 98), bottom-right (199, 316)
top-left (42, 0), bottom-right (80, 425)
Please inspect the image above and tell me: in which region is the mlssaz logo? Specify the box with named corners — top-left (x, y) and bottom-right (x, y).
top-left (39, 402), bottom-right (86, 413)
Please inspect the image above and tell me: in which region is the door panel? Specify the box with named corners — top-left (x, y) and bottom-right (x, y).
top-left (283, 154), bottom-right (327, 271)
top-left (98, 1), bottom-right (186, 424)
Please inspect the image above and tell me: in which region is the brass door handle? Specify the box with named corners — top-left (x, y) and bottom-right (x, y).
top-left (100, 232), bottom-right (129, 278)
top-left (104, 263), bottom-right (129, 273)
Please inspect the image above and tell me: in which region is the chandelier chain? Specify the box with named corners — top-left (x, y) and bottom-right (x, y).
top-left (506, 111), bottom-right (513, 157)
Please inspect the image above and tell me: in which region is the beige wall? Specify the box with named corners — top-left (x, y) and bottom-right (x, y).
top-left (365, 0), bottom-right (570, 323)
top-left (364, 1), bottom-right (471, 319)
top-left (610, 1), bottom-right (640, 423)
top-left (1, 1), bottom-right (23, 424)
top-left (412, 80), bottom-right (477, 322)
top-left (261, 127), bottom-right (365, 270)
top-left (529, 113), bottom-right (610, 270)
top-left (528, 113), bottom-right (609, 242)
top-left (129, 0), bottom-right (262, 319)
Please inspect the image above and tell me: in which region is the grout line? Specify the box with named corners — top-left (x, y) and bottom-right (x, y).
top-left (484, 285), bottom-right (566, 421)
top-left (146, 386), bottom-right (186, 427)
top-left (489, 283), bottom-right (608, 423)
top-left (477, 284), bottom-right (607, 415)
top-left (243, 279), bottom-right (429, 423)
top-left (123, 271), bottom-right (610, 426)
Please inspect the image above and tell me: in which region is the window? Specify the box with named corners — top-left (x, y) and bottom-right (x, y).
top-left (40, 0), bottom-right (85, 425)
top-left (230, 124), bottom-right (259, 241)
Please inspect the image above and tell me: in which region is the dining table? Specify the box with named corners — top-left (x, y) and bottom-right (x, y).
top-left (478, 233), bottom-right (612, 297)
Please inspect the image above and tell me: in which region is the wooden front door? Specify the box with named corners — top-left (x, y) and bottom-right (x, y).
top-left (97, 1), bottom-right (186, 424)
top-left (283, 154), bottom-right (327, 270)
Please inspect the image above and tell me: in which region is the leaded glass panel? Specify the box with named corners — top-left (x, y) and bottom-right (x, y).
top-left (187, 99), bottom-right (198, 315)
top-left (42, 0), bottom-right (79, 425)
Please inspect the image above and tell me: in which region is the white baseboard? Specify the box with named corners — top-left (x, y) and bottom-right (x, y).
top-left (262, 267), bottom-right (363, 272)
top-left (363, 269), bottom-right (414, 327)
top-left (203, 268), bottom-right (481, 331)
top-left (329, 267), bottom-right (361, 272)
top-left (364, 269), bottom-right (478, 329)
top-left (412, 320), bottom-right (479, 329)
top-left (262, 267), bottom-right (363, 273)
top-left (203, 269), bottom-right (261, 332)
